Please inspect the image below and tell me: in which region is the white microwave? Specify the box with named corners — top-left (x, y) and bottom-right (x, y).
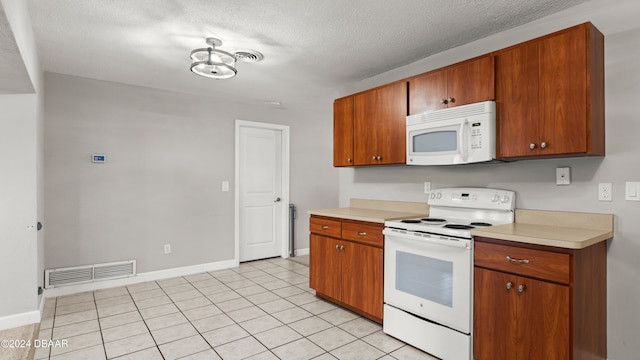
top-left (406, 101), bottom-right (496, 165)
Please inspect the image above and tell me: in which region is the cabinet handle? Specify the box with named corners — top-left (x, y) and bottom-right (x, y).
top-left (340, 245), bottom-right (345, 250)
top-left (518, 284), bottom-right (525, 293)
top-left (376, 156), bottom-right (381, 161)
top-left (335, 244), bottom-right (340, 250)
top-left (530, 143), bottom-right (536, 150)
top-left (447, 97), bottom-right (454, 104)
top-left (540, 141), bottom-right (547, 149)
top-left (506, 256), bottom-right (530, 264)
top-left (347, 158), bottom-right (352, 163)
top-left (356, 231), bottom-right (367, 236)
top-left (506, 282), bottom-right (513, 290)
top-left (321, 225), bottom-right (329, 230)
top-left (372, 156), bottom-right (376, 160)
top-left (440, 98), bottom-right (448, 105)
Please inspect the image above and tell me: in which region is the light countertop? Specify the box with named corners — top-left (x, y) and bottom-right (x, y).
top-left (308, 198), bottom-right (428, 224)
top-left (310, 202), bottom-right (613, 249)
top-left (471, 209), bottom-right (614, 249)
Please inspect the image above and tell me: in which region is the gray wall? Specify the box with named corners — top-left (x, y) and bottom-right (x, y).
top-left (44, 73), bottom-right (337, 273)
top-left (337, 2), bottom-right (640, 359)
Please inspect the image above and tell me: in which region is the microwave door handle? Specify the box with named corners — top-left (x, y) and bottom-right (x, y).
top-left (459, 119), bottom-right (469, 162)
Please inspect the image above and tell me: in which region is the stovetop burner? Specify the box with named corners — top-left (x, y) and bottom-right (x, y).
top-left (443, 224), bottom-right (475, 230)
top-left (470, 222), bottom-right (493, 227)
top-left (421, 218), bottom-right (447, 223)
top-left (401, 219), bottom-right (422, 223)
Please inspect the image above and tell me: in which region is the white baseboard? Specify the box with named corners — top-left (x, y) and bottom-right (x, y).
top-left (0, 310), bottom-right (41, 332)
top-left (295, 248), bottom-right (309, 256)
top-left (44, 259), bottom-right (237, 298)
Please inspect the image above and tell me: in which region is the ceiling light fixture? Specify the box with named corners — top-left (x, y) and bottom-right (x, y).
top-left (190, 38), bottom-right (263, 79)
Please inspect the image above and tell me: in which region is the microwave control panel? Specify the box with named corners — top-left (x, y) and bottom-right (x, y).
top-left (470, 122), bottom-right (483, 149)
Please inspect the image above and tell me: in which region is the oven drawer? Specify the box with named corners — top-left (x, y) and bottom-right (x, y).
top-left (474, 241), bottom-right (570, 284)
top-left (342, 221), bottom-right (383, 247)
top-left (310, 217), bottom-right (342, 238)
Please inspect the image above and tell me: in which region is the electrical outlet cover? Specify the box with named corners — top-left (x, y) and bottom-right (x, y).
top-left (598, 183), bottom-right (612, 202)
top-left (556, 167), bottom-right (571, 185)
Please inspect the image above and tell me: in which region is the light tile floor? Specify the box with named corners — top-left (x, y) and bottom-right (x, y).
top-left (35, 256), bottom-right (437, 360)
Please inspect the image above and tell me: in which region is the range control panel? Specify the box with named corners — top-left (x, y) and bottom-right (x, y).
top-left (428, 188), bottom-right (516, 211)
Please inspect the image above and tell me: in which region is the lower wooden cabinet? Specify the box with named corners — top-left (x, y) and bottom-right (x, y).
top-left (474, 237), bottom-right (606, 360)
top-left (474, 267), bottom-right (570, 359)
top-left (309, 216), bottom-right (384, 323)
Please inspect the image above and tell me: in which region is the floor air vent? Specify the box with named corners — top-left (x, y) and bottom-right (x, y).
top-left (45, 260), bottom-right (136, 288)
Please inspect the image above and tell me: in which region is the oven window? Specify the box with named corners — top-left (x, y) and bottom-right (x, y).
top-left (412, 131), bottom-right (457, 153)
top-left (396, 251), bottom-right (453, 307)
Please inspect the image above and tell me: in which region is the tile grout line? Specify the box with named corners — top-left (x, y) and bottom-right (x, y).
top-left (93, 291), bottom-right (109, 360)
top-left (126, 281), bottom-right (166, 360)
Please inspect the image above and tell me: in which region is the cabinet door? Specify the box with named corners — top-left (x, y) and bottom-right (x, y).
top-left (539, 25), bottom-right (588, 156)
top-left (408, 69), bottom-right (447, 115)
top-left (333, 96), bottom-right (354, 167)
top-left (377, 81), bottom-right (407, 165)
top-left (447, 55), bottom-right (495, 108)
top-left (353, 89), bottom-right (379, 165)
top-left (341, 241), bottom-right (384, 320)
top-left (474, 267), bottom-right (517, 360)
top-left (309, 234), bottom-right (341, 300)
top-left (517, 276), bottom-right (570, 360)
top-left (495, 42), bottom-right (540, 159)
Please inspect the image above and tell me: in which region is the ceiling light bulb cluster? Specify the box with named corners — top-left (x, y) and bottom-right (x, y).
top-left (190, 38), bottom-right (263, 79)
top-left (190, 38), bottom-right (237, 79)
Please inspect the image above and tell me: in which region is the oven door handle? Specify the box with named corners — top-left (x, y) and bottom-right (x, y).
top-left (422, 235), bottom-right (469, 249)
top-left (384, 228), bottom-right (470, 249)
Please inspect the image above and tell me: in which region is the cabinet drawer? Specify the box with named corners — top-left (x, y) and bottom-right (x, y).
top-left (475, 241), bottom-right (570, 284)
top-left (341, 221), bottom-right (383, 247)
top-left (310, 217), bottom-right (342, 238)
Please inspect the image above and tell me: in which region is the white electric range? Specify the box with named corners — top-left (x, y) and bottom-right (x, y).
top-left (383, 187), bottom-right (515, 360)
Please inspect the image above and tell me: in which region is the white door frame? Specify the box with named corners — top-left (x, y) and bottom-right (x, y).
top-left (234, 120), bottom-right (290, 266)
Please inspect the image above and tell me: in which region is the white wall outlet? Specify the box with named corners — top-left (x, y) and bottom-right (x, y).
top-left (598, 183), bottom-right (612, 201)
top-left (424, 182), bottom-right (431, 194)
top-left (625, 182), bottom-right (640, 201)
top-left (556, 167), bottom-right (571, 185)
top-left (164, 244), bottom-right (171, 254)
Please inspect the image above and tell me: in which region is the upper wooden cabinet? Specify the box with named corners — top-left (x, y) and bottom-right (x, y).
top-left (333, 96), bottom-right (354, 166)
top-left (333, 81), bottom-right (407, 167)
top-left (496, 22), bottom-right (605, 159)
top-left (353, 81), bottom-right (408, 166)
top-left (408, 55), bottom-right (495, 115)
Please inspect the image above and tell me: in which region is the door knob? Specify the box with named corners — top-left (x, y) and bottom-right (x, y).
top-left (530, 143), bottom-right (536, 150)
top-left (540, 142), bottom-right (547, 149)
top-left (274, 197), bottom-right (281, 202)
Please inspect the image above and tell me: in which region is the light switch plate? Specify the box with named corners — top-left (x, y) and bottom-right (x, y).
top-left (424, 182), bottom-right (431, 194)
top-left (222, 181), bottom-right (230, 192)
top-left (625, 182), bottom-right (640, 201)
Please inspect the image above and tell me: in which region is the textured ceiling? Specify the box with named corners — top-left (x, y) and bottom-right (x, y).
top-left (0, 4), bottom-right (35, 94)
top-left (8, 0), bottom-right (590, 101)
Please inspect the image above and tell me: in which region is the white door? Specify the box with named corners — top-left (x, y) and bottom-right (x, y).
top-left (236, 121), bottom-right (289, 262)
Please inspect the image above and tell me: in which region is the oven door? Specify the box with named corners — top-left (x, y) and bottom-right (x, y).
top-left (383, 228), bottom-right (472, 334)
